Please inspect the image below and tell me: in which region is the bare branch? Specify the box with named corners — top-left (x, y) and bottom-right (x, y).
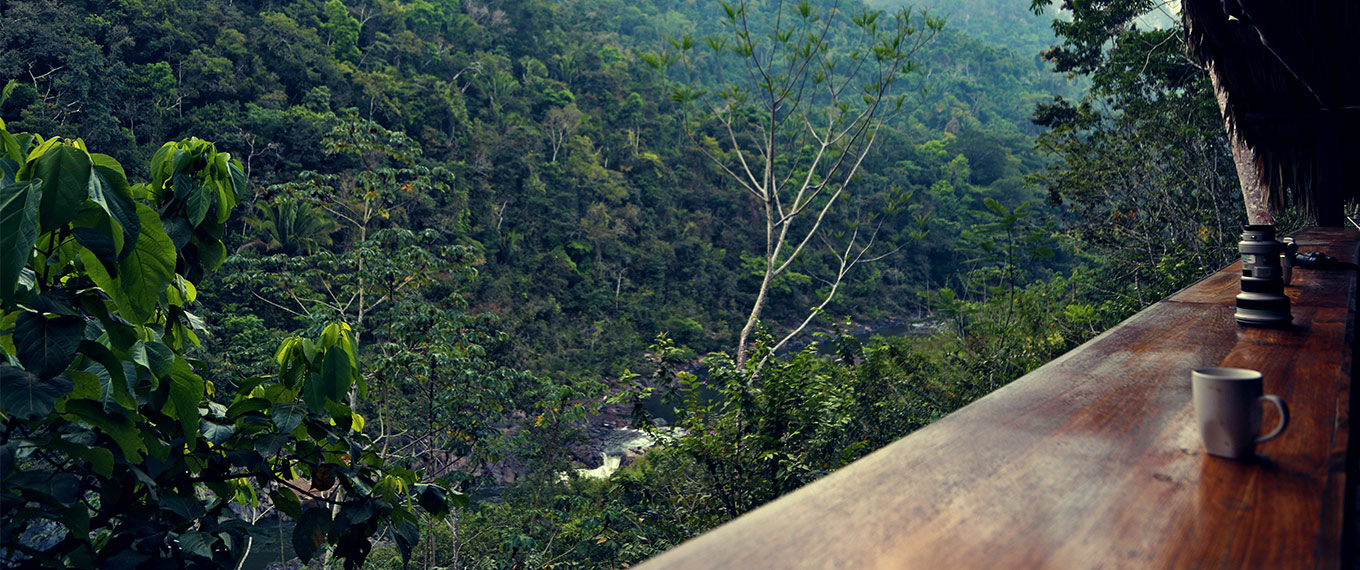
top-left (773, 116), bottom-right (885, 276)
top-left (251, 289), bottom-right (309, 318)
top-left (681, 117), bottom-right (763, 200)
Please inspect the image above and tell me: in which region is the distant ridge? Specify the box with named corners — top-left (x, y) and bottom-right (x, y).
top-left (865, 0), bottom-right (1061, 57)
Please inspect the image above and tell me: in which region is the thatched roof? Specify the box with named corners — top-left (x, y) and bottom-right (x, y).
top-left (1183, 0), bottom-right (1360, 224)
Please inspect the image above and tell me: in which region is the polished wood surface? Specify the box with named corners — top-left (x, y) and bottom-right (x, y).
top-left (638, 227), bottom-right (1358, 569)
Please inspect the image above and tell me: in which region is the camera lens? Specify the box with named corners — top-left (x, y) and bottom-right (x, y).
top-left (1235, 225), bottom-right (1291, 327)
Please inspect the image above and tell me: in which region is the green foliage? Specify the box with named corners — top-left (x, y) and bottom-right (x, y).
top-left (321, 0), bottom-right (362, 62)
top-left (0, 128), bottom-right (453, 569)
top-left (218, 112), bottom-right (551, 568)
top-left (497, 326), bottom-right (961, 568)
top-left (224, 112), bottom-right (466, 343)
top-left (1030, 0), bottom-right (1246, 307)
top-left (0, 0), bottom-right (1077, 385)
top-left (0, 2), bottom-right (1181, 567)
top-left (661, 0), bottom-right (945, 365)
top-left (870, 0), bottom-right (1062, 57)
top-left (957, 198), bottom-right (1056, 297)
top-left (242, 198), bottom-right (340, 256)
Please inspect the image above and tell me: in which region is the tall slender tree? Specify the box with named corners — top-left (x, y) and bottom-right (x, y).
top-left (660, 0), bottom-right (942, 367)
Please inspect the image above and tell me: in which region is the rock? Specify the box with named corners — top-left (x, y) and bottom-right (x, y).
top-left (620, 447), bottom-right (646, 468)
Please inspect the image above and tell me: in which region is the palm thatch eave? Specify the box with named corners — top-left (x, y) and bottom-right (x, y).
top-left (1182, 0), bottom-right (1360, 224)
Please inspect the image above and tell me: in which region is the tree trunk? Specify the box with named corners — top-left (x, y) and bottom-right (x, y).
top-left (1208, 61), bottom-right (1272, 225)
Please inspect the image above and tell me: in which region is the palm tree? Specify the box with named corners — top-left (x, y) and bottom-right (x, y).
top-left (242, 198), bottom-right (340, 256)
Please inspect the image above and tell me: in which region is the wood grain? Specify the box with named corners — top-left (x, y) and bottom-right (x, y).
top-left (637, 227), bottom-right (1358, 570)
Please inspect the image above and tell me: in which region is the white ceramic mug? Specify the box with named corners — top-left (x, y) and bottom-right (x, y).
top-left (1191, 368), bottom-right (1289, 459)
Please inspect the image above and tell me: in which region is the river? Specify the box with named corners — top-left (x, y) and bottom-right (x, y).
top-left (238, 517), bottom-right (297, 570)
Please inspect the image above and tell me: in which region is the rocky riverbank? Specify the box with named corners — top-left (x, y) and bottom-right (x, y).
top-left (469, 315), bottom-right (946, 486)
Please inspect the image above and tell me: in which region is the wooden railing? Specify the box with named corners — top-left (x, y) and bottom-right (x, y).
top-left (637, 227), bottom-right (1358, 569)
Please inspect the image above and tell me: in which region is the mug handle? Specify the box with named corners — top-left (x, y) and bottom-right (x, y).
top-left (1256, 395), bottom-right (1289, 443)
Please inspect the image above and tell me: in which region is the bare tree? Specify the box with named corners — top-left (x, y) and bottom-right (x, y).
top-left (543, 104), bottom-right (581, 163)
top-left (661, 0), bottom-right (941, 367)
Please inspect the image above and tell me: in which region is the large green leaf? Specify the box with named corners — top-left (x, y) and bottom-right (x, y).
top-left (13, 312), bottom-right (83, 380)
top-left (6, 471), bottom-right (80, 504)
top-left (303, 346), bottom-right (352, 411)
top-left (67, 369), bottom-right (102, 401)
top-left (392, 518), bottom-right (420, 563)
top-left (186, 185), bottom-right (211, 227)
top-left (269, 488), bottom-right (303, 519)
top-left (78, 295), bottom-right (138, 352)
top-left (88, 153), bottom-right (129, 191)
top-left (77, 246), bottom-right (126, 326)
top-left (226, 161), bottom-right (246, 221)
top-left (166, 357), bottom-right (204, 451)
top-left (322, 345), bottom-right (354, 402)
top-left (196, 236), bottom-right (227, 271)
top-left (70, 206), bottom-right (125, 278)
top-left (271, 402), bottom-right (306, 432)
top-left (293, 507), bottom-right (333, 563)
top-left (177, 531), bottom-right (214, 559)
top-left (171, 149), bottom-right (191, 179)
top-left (28, 290), bottom-right (77, 317)
top-left (127, 340), bottom-right (149, 371)
top-left (79, 445), bottom-right (115, 478)
top-left (0, 157), bottom-right (19, 185)
top-left (225, 397), bottom-right (271, 419)
top-left (413, 483), bottom-right (451, 516)
top-left (87, 164), bottom-right (141, 256)
top-left (172, 173), bottom-right (194, 200)
top-left (78, 340), bottom-right (134, 408)
top-left (198, 418), bottom-right (235, 444)
top-left (301, 371), bottom-right (327, 413)
top-left (0, 179), bottom-right (40, 302)
top-left (72, 225), bottom-right (119, 271)
top-left (214, 153), bottom-right (243, 223)
top-left (32, 144), bottom-right (91, 234)
top-left (0, 128), bottom-right (22, 164)
top-left (44, 438), bottom-right (115, 480)
top-left (254, 433), bottom-right (291, 457)
top-left (62, 399), bottom-right (147, 462)
top-left (141, 341), bottom-right (176, 379)
top-left (146, 145), bottom-right (171, 189)
top-left (162, 216), bottom-right (192, 250)
top-left (0, 365), bottom-right (72, 420)
top-left (114, 204), bottom-right (176, 324)
top-left (160, 495), bottom-right (204, 521)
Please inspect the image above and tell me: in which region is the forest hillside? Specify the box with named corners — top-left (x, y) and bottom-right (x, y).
top-left (0, 0), bottom-right (1255, 568)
